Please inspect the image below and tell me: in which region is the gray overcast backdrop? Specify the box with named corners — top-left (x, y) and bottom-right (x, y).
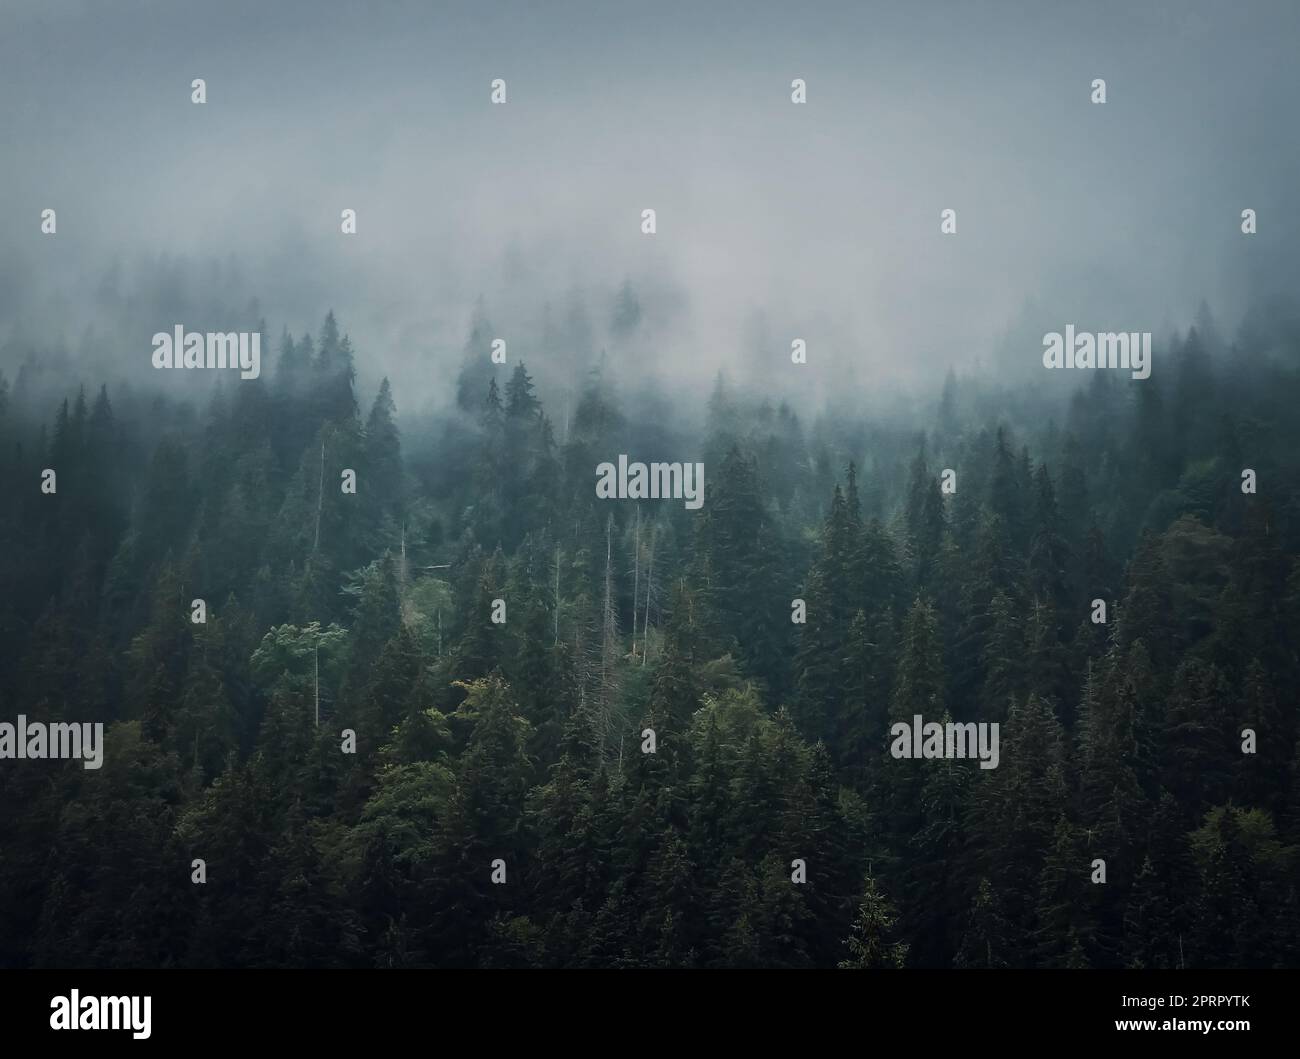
top-left (2, 0), bottom-right (1298, 410)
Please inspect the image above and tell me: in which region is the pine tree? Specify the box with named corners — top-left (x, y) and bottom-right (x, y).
top-left (970, 692), bottom-right (1069, 947)
top-left (839, 872), bottom-right (909, 968)
top-left (905, 724), bottom-right (972, 966)
top-left (1033, 815), bottom-right (1098, 966)
top-left (1161, 657), bottom-right (1234, 821)
top-left (1122, 856), bottom-right (1175, 968)
top-left (364, 378), bottom-right (402, 525)
top-left (428, 675), bottom-right (532, 966)
top-left (881, 598), bottom-right (946, 848)
top-left (954, 878), bottom-right (1012, 968)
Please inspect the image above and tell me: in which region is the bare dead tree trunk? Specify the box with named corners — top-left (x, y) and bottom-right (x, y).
top-left (598, 513), bottom-right (620, 750)
top-left (553, 541), bottom-right (561, 646)
top-left (313, 438), bottom-right (325, 553)
top-left (314, 633), bottom-right (320, 728)
top-left (642, 521), bottom-right (657, 666)
top-left (399, 522), bottom-right (408, 587)
top-left (631, 507), bottom-right (641, 659)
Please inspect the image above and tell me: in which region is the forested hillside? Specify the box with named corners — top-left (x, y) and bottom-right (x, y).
top-left (0, 306), bottom-right (1297, 969)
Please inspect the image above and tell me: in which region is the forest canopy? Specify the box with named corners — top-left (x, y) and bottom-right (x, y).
top-left (0, 300), bottom-right (1297, 969)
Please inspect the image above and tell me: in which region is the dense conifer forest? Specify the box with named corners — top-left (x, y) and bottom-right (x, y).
top-left (1, 301), bottom-right (1298, 969)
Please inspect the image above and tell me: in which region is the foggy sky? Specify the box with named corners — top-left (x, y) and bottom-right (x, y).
top-left (3, 0), bottom-right (1299, 413)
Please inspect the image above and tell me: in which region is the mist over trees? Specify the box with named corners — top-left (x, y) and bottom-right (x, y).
top-left (0, 290), bottom-right (1297, 969)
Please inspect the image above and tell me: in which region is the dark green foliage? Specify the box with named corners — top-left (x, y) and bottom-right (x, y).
top-left (1, 310), bottom-right (1297, 969)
